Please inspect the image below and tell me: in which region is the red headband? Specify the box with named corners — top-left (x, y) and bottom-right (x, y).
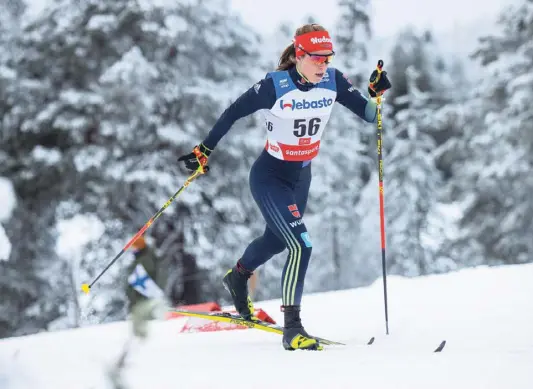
top-left (294, 30), bottom-right (333, 57)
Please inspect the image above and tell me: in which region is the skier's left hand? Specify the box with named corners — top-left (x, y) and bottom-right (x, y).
top-left (368, 67), bottom-right (391, 98)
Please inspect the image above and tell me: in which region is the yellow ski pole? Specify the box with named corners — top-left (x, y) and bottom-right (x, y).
top-left (81, 166), bottom-right (207, 294)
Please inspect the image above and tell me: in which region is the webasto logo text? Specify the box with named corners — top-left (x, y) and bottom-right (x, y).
top-left (280, 98), bottom-right (333, 110)
top-left (310, 36), bottom-right (332, 44)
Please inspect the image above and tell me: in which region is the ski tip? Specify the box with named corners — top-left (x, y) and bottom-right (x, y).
top-left (367, 336), bottom-right (375, 345)
top-left (434, 340), bottom-right (446, 352)
top-left (81, 284), bottom-right (91, 294)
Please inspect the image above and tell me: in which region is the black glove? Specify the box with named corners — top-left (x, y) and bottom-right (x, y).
top-left (177, 143), bottom-right (211, 173)
top-left (368, 67), bottom-right (391, 98)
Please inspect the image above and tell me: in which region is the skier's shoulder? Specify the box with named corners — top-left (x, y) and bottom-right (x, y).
top-left (247, 73), bottom-right (277, 103)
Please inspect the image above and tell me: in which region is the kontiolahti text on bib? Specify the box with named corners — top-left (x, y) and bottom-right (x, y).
top-left (262, 68), bottom-right (337, 162)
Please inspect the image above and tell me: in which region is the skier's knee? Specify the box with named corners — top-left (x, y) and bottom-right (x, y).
top-left (256, 233), bottom-right (285, 256)
top-left (302, 244), bottom-right (312, 259)
top-left (268, 238), bottom-right (286, 256)
top-left (288, 232), bottom-right (312, 259)
top-left (262, 228), bottom-right (286, 255)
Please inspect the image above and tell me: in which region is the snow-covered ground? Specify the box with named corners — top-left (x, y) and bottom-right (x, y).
top-left (1, 263), bottom-right (532, 389)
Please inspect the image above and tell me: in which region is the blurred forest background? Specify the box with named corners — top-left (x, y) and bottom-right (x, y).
top-left (0, 0), bottom-right (531, 339)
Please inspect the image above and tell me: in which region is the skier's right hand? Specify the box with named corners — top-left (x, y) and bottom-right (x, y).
top-left (177, 143), bottom-right (211, 173)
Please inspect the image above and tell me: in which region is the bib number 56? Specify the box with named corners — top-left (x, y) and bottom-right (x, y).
top-left (293, 118), bottom-right (321, 137)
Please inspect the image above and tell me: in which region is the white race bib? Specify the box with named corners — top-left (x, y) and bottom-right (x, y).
top-left (261, 68), bottom-right (337, 161)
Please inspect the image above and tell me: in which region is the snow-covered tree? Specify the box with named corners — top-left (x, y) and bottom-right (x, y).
top-left (0, 178), bottom-right (16, 263)
top-left (0, 0), bottom-right (25, 50)
top-left (381, 67), bottom-right (443, 275)
top-left (443, 0), bottom-right (533, 266)
top-left (353, 28), bottom-right (462, 282)
top-left (0, 0), bottom-right (263, 337)
top-left (387, 29), bottom-right (455, 116)
top-left (335, 0), bottom-right (371, 85)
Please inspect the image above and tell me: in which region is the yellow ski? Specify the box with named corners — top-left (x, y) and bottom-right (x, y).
top-left (169, 308), bottom-right (346, 346)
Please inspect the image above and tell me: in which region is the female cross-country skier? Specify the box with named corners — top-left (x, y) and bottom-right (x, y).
top-left (178, 23), bottom-right (391, 351)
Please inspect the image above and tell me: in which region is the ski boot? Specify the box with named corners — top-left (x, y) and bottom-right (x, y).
top-left (223, 262), bottom-right (254, 320)
top-left (282, 305), bottom-right (323, 351)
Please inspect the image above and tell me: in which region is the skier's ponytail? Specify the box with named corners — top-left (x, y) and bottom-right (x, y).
top-left (277, 23), bottom-right (327, 71)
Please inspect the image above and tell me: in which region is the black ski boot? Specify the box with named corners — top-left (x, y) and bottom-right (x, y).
top-left (222, 262), bottom-right (254, 320)
top-left (282, 305), bottom-right (323, 351)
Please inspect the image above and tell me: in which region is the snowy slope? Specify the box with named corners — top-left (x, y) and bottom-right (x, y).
top-left (1, 264), bottom-right (532, 389)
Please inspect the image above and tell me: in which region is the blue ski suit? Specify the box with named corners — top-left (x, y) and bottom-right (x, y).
top-left (201, 66), bottom-right (377, 306)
